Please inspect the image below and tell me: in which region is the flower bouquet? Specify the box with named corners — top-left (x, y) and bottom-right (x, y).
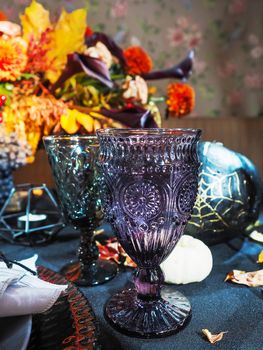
top-left (0, 0), bottom-right (195, 164)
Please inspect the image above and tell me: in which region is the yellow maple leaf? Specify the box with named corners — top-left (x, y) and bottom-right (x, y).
top-left (60, 109), bottom-right (80, 134)
top-left (20, 0), bottom-right (51, 41)
top-left (75, 110), bottom-right (94, 133)
top-left (45, 8), bottom-right (87, 83)
top-left (61, 108), bottom-right (95, 134)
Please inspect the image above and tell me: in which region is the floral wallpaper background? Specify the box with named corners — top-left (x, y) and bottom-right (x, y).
top-left (1, 0), bottom-right (262, 117)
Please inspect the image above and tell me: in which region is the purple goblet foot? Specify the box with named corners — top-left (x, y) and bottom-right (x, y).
top-left (105, 267), bottom-right (191, 337)
top-left (105, 288), bottom-right (191, 338)
top-left (97, 128), bottom-right (201, 337)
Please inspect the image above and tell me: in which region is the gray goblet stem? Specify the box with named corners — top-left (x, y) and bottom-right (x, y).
top-left (78, 229), bottom-right (99, 267)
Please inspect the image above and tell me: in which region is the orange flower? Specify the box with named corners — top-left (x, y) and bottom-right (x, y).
top-left (0, 37), bottom-right (27, 81)
top-left (124, 46), bottom-right (153, 75)
top-left (0, 11), bottom-right (7, 21)
top-left (166, 82), bottom-right (195, 117)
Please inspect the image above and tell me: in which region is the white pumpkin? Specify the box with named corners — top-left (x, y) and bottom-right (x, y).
top-left (161, 235), bottom-right (213, 284)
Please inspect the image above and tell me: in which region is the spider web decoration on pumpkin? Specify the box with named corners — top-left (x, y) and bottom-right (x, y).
top-left (189, 165), bottom-right (246, 232)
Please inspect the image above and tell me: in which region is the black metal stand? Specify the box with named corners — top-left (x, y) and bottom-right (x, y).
top-left (0, 183), bottom-right (64, 245)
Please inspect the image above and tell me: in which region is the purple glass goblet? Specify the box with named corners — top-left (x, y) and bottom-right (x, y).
top-left (97, 128), bottom-right (201, 338)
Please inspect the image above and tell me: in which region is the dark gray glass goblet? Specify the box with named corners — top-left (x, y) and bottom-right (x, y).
top-left (43, 135), bottom-right (118, 286)
top-left (97, 128), bottom-right (201, 338)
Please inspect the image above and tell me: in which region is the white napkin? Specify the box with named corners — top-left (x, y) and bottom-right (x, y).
top-left (0, 255), bottom-right (68, 317)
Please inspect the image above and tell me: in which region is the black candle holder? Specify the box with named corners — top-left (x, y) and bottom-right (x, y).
top-left (0, 183), bottom-right (64, 245)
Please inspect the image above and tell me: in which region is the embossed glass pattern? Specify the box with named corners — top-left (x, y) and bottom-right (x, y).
top-left (43, 135), bottom-right (117, 286)
top-left (97, 128), bottom-right (201, 338)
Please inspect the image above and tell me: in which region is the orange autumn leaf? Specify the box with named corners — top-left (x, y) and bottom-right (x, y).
top-left (257, 251), bottom-right (263, 263)
top-left (225, 269), bottom-right (263, 287)
top-left (202, 329), bottom-right (227, 344)
top-left (97, 238), bottom-right (136, 268)
top-left (96, 241), bottom-right (120, 265)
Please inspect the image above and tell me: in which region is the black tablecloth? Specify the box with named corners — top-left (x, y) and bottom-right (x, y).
top-left (1, 227), bottom-right (263, 350)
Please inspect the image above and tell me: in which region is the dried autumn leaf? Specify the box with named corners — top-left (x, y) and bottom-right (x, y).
top-left (257, 251), bottom-right (263, 263)
top-left (250, 230), bottom-right (263, 243)
top-left (202, 329), bottom-right (227, 344)
top-left (225, 269), bottom-right (263, 287)
top-left (97, 238), bottom-right (136, 268)
top-left (20, 0), bottom-right (51, 41)
top-left (46, 8), bottom-right (87, 83)
top-left (96, 241), bottom-right (120, 265)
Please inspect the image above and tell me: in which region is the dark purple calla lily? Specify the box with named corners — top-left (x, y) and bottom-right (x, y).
top-left (51, 53), bottom-right (114, 93)
top-left (85, 32), bottom-right (127, 67)
top-left (100, 106), bottom-right (157, 128)
top-left (142, 50), bottom-right (194, 81)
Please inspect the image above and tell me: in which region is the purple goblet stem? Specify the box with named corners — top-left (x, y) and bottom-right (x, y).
top-left (134, 267), bottom-right (164, 300)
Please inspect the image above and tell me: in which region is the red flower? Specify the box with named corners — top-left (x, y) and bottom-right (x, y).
top-left (124, 46), bottom-right (153, 75)
top-left (85, 26), bottom-right (93, 38)
top-left (166, 82), bottom-right (195, 117)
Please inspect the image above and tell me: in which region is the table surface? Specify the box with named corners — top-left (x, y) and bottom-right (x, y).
top-left (1, 227), bottom-right (263, 350)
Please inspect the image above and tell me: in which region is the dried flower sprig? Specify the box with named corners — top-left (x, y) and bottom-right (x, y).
top-left (202, 329), bottom-right (228, 344)
top-left (225, 269), bottom-right (263, 287)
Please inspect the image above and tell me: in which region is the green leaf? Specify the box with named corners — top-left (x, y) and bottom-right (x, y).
top-left (0, 84), bottom-right (13, 107)
top-left (3, 83), bottom-right (14, 91)
top-left (0, 84), bottom-right (13, 95)
top-left (93, 23), bottom-right (105, 32)
top-left (19, 73), bottom-right (38, 80)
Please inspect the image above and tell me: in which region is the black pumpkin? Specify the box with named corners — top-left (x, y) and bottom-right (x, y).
top-left (186, 141), bottom-right (263, 245)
